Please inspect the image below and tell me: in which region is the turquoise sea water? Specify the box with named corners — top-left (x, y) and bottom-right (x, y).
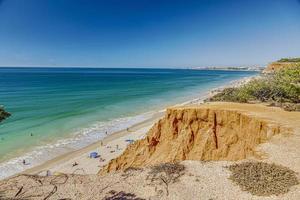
top-left (0, 67), bottom-right (257, 178)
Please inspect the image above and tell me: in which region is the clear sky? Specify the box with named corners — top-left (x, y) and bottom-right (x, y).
top-left (0, 0), bottom-right (300, 67)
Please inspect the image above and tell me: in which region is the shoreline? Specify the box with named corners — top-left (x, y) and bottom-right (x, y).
top-left (2, 75), bottom-right (256, 180)
top-left (22, 110), bottom-right (165, 176)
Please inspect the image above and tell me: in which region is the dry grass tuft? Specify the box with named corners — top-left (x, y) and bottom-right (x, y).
top-left (147, 163), bottom-right (185, 196)
top-left (121, 167), bottom-right (143, 179)
top-left (124, 167), bottom-right (143, 173)
top-left (104, 190), bottom-right (145, 200)
top-left (149, 163), bottom-right (185, 182)
top-left (227, 162), bottom-right (299, 196)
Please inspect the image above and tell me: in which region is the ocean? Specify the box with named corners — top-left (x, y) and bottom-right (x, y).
top-left (0, 67), bottom-right (257, 178)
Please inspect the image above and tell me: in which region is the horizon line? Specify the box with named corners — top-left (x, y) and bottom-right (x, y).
top-left (0, 64), bottom-right (265, 69)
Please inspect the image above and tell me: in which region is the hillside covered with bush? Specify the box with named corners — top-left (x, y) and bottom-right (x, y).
top-left (207, 63), bottom-right (300, 111)
top-left (277, 57), bottom-right (300, 63)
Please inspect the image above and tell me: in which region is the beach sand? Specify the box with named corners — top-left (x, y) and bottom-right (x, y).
top-left (23, 111), bottom-right (164, 176)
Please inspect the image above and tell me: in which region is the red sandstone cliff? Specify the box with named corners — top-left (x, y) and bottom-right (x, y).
top-left (100, 103), bottom-right (291, 174)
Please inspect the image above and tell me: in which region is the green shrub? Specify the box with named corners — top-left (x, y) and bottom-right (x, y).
top-left (277, 57), bottom-right (300, 63)
top-left (208, 88), bottom-right (243, 102)
top-left (207, 64), bottom-right (300, 106)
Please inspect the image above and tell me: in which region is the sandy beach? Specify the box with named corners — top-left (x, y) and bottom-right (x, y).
top-left (21, 111), bottom-right (165, 177)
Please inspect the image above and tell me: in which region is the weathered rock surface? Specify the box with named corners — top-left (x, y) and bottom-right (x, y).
top-left (101, 103), bottom-right (291, 173)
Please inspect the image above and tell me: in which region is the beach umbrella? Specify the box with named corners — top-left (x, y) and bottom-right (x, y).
top-left (89, 152), bottom-right (98, 158)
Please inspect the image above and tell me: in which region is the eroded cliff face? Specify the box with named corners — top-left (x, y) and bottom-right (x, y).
top-left (101, 106), bottom-right (290, 174)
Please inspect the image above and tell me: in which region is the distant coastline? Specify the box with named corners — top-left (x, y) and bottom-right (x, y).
top-left (190, 66), bottom-right (264, 71)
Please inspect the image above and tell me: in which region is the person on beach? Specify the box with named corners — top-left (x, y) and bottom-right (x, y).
top-left (72, 162), bottom-right (78, 167)
top-left (30, 133), bottom-right (33, 136)
top-left (105, 131), bottom-right (108, 135)
top-left (22, 159), bottom-right (26, 165)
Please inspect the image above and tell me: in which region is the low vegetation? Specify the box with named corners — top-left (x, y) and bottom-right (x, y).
top-left (0, 107), bottom-right (10, 123)
top-left (104, 190), bottom-right (145, 200)
top-left (227, 162), bottom-right (299, 196)
top-left (277, 57), bottom-right (300, 63)
top-left (147, 163), bottom-right (185, 196)
top-left (149, 163), bottom-right (185, 182)
top-left (207, 64), bottom-right (300, 111)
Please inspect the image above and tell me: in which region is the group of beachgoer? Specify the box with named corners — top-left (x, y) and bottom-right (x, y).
top-left (20, 129), bottom-right (131, 174)
top-left (38, 128), bottom-right (128, 168)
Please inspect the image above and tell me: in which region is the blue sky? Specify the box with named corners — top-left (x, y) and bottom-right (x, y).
top-left (0, 0), bottom-right (299, 67)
